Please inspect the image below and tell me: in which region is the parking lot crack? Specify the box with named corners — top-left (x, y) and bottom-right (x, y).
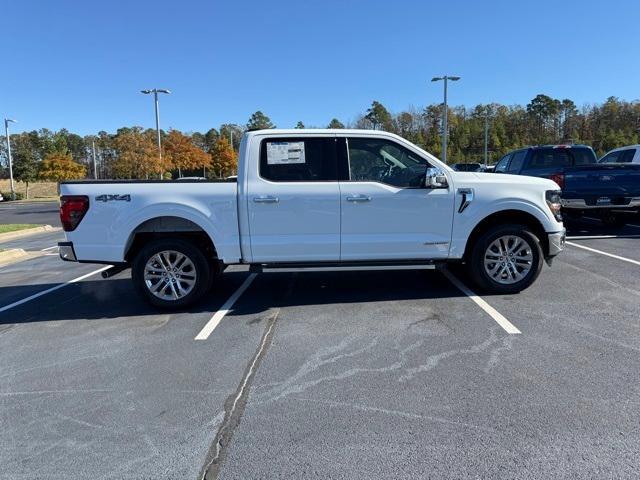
top-left (399, 329), bottom-right (500, 382)
top-left (198, 309), bottom-right (280, 480)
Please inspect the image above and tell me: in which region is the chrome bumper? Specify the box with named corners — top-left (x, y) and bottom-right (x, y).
top-left (58, 242), bottom-right (77, 262)
top-left (562, 197), bottom-right (640, 209)
top-left (547, 229), bottom-right (566, 257)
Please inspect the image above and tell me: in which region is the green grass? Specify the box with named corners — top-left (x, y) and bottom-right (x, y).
top-left (0, 224), bottom-right (41, 234)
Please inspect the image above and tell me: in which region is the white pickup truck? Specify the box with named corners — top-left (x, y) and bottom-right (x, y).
top-left (58, 129), bottom-right (565, 309)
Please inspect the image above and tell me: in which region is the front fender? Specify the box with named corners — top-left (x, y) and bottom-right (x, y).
top-left (449, 198), bottom-right (557, 259)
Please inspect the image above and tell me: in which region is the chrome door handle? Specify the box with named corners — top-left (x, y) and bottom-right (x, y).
top-left (346, 195), bottom-right (371, 202)
top-left (253, 195), bottom-right (279, 204)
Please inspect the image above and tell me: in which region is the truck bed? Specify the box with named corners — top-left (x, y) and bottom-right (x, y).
top-left (59, 180), bottom-right (242, 264)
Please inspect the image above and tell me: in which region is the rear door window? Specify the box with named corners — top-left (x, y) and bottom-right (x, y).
top-left (622, 149), bottom-right (637, 162)
top-left (260, 137), bottom-right (338, 182)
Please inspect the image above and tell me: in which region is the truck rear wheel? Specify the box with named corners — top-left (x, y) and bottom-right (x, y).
top-left (468, 224), bottom-right (543, 294)
top-left (132, 238), bottom-right (211, 309)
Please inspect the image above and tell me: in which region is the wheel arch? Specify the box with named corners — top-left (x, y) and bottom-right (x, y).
top-left (463, 209), bottom-right (549, 260)
top-left (124, 216), bottom-right (218, 263)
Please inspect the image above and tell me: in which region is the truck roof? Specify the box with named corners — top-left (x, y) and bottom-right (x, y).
top-left (245, 128), bottom-right (399, 137)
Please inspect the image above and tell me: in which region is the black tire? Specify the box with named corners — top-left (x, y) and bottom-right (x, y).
top-left (601, 214), bottom-right (626, 229)
top-left (132, 238), bottom-right (211, 309)
top-left (467, 224), bottom-right (543, 294)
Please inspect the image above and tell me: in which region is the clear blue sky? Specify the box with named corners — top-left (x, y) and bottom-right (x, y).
top-left (1, 0), bottom-right (638, 135)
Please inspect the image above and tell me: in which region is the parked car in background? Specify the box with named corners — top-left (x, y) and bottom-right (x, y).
top-left (57, 129), bottom-right (565, 309)
top-left (495, 144), bottom-right (640, 227)
top-left (599, 145), bottom-right (640, 164)
top-left (452, 163), bottom-right (482, 172)
top-left (0, 192), bottom-right (3, 202)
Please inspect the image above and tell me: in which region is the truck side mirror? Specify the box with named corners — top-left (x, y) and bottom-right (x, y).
top-left (425, 167), bottom-right (448, 188)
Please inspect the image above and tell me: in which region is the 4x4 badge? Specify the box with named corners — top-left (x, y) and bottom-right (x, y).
top-left (95, 194), bottom-right (131, 202)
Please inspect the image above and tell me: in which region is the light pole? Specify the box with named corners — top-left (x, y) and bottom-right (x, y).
top-left (483, 109), bottom-right (490, 169)
top-left (431, 75), bottom-right (460, 164)
top-left (4, 118), bottom-right (17, 200)
top-left (141, 88), bottom-right (171, 179)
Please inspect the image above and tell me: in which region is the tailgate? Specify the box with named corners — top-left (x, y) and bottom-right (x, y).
top-left (563, 164), bottom-right (640, 206)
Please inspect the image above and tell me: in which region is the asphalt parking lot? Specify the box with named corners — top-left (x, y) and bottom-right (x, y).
top-left (0, 201), bottom-right (60, 225)
top-left (2, 205), bottom-right (640, 479)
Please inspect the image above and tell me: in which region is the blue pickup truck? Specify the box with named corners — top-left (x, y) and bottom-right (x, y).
top-left (494, 144), bottom-right (640, 227)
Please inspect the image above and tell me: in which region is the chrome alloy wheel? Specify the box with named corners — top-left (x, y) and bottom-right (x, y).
top-left (483, 235), bottom-right (533, 285)
top-left (144, 250), bottom-right (197, 301)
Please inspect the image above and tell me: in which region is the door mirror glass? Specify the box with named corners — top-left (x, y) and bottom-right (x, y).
top-left (425, 167), bottom-right (448, 188)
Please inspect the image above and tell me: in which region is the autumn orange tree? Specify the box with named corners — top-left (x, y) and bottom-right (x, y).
top-left (163, 129), bottom-right (212, 177)
top-left (209, 137), bottom-right (237, 178)
top-left (112, 128), bottom-right (166, 179)
top-left (38, 150), bottom-right (86, 182)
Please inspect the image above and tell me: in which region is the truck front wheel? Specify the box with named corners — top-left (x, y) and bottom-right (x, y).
top-left (468, 224), bottom-right (543, 294)
top-left (132, 238), bottom-right (211, 309)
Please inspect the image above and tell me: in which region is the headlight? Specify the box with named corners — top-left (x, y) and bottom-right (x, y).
top-left (545, 190), bottom-right (562, 221)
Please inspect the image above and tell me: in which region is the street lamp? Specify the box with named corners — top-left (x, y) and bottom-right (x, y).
top-left (4, 118), bottom-right (17, 200)
top-left (431, 75), bottom-right (461, 164)
top-left (141, 88), bottom-right (171, 179)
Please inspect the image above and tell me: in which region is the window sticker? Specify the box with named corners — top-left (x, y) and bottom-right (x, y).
top-left (266, 141), bottom-right (306, 164)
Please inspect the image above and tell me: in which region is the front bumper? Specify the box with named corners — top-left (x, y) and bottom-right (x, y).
top-left (58, 242), bottom-right (77, 262)
top-left (547, 229), bottom-right (566, 258)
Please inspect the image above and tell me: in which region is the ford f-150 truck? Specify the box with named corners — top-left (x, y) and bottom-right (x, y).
top-left (494, 144), bottom-right (640, 227)
top-left (58, 129), bottom-right (565, 309)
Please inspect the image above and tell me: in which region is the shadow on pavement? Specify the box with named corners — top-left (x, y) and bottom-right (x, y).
top-left (0, 269), bottom-right (468, 324)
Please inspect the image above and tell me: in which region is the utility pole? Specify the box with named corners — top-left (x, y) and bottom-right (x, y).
top-left (4, 118), bottom-right (17, 200)
top-left (141, 88), bottom-right (171, 179)
top-left (431, 75), bottom-right (461, 164)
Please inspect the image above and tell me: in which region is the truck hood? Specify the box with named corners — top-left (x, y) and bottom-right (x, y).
top-left (454, 172), bottom-right (559, 190)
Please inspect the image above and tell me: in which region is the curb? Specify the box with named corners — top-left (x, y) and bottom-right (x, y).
top-left (0, 248), bottom-right (30, 266)
top-left (0, 225), bottom-right (62, 243)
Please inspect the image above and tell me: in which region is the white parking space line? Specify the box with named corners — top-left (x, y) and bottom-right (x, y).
top-left (0, 266), bottom-right (111, 314)
top-left (194, 273), bottom-right (257, 340)
top-left (442, 269), bottom-right (521, 334)
top-left (566, 241), bottom-right (640, 267)
top-left (41, 246), bottom-right (58, 251)
top-left (566, 234), bottom-right (640, 240)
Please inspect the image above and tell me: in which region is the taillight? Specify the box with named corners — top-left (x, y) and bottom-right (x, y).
top-left (549, 172), bottom-right (565, 190)
top-left (60, 195), bottom-right (89, 231)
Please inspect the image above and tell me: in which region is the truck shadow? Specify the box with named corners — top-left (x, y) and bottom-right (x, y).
top-left (565, 216), bottom-right (640, 237)
top-left (0, 269), bottom-right (468, 325)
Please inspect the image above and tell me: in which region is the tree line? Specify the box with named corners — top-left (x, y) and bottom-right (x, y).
top-left (1, 94), bottom-right (638, 193)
